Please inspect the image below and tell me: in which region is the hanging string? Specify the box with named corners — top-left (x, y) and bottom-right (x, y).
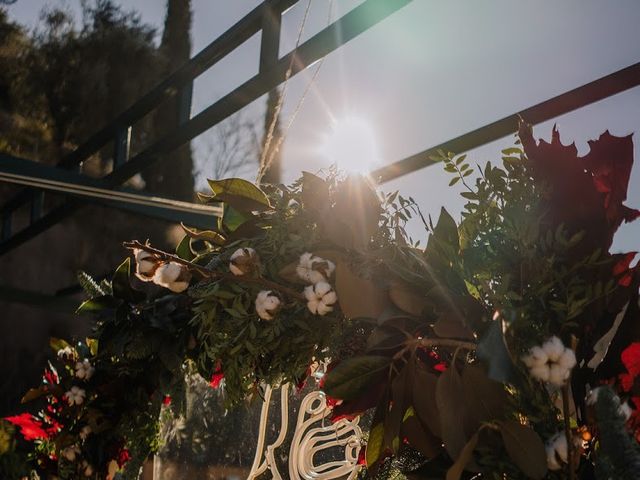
top-left (256, 0), bottom-right (314, 184)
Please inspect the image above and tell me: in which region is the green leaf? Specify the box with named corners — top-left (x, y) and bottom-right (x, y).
top-left (498, 420), bottom-right (547, 479)
top-left (205, 178), bottom-right (272, 212)
top-left (449, 177), bottom-right (461, 186)
top-left (21, 387), bottom-right (48, 404)
top-left (412, 363), bottom-right (441, 437)
top-left (180, 224), bottom-right (225, 246)
top-left (446, 431), bottom-right (480, 480)
top-left (86, 338), bottom-right (98, 356)
top-left (220, 204), bottom-right (250, 233)
top-left (49, 337), bottom-right (71, 353)
top-left (111, 258), bottom-right (134, 302)
top-left (462, 364), bottom-right (509, 435)
top-left (76, 295), bottom-right (118, 314)
top-left (436, 364), bottom-right (468, 459)
top-left (322, 355), bottom-right (391, 401)
top-left (367, 422), bottom-right (385, 466)
top-left (476, 320), bottom-right (516, 383)
top-left (77, 271), bottom-right (105, 298)
top-left (175, 235), bottom-right (195, 261)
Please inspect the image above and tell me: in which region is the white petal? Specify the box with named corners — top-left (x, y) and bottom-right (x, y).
top-left (264, 296), bottom-right (280, 310)
top-left (548, 364), bottom-right (569, 387)
top-left (558, 349), bottom-right (577, 370)
top-left (321, 290), bottom-right (337, 305)
top-left (529, 346), bottom-right (549, 366)
top-left (167, 281), bottom-right (189, 293)
top-left (229, 263), bottom-right (244, 276)
top-left (308, 270), bottom-right (326, 285)
top-left (307, 299), bottom-right (320, 314)
top-left (304, 285), bottom-right (317, 301)
top-left (154, 262), bottom-right (182, 285)
top-left (299, 252), bottom-right (314, 269)
top-left (543, 336), bottom-right (565, 362)
top-left (314, 281), bottom-right (332, 298)
top-left (530, 364), bottom-right (551, 382)
top-left (317, 301), bottom-right (333, 316)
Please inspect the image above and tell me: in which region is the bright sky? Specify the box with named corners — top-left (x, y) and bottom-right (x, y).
top-left (6, 0), bottom-right (640, 253)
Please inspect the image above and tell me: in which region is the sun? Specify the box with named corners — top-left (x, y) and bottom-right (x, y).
top-left (319, 116), bottom-right (381, 173)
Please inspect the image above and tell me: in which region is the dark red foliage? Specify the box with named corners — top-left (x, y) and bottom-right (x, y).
top-left (117, 448), bottom-right (131, 467)
top-left (519, 124), bottom-right (639, 255)
top-left (209, 363), bottom-right (224, 389)
top-left (619, 342), bottom-right (640, 392)
top-left (5, 413), bottom-right (49, 441)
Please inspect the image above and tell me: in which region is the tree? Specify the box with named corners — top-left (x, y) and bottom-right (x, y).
top-left (144, 0), bottom-right (195, 201)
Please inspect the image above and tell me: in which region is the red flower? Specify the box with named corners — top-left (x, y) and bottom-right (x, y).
top-left (209, 363), bottom-right (224, 389)
top-left (162, 395), bottom-right (172, 406)
top-left (619, 343), bottom-right (640, 392)
top-left (43, 367), bottom-right (59, 386)
top-left (117, 448), bottom-right (131, 468)
top-left (5, 413), bottom-right (49, 441)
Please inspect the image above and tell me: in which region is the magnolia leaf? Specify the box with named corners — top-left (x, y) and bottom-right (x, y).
top-left (412, 363), bottom-right (442, 437)
top-left (445, 431), bottom-right (480, 480)
top-left (402, 411), bottom-right (441, 459)
top-left (335, 260), bottom-right (390, 319)
top-left (76, 295), bottom-right (118, 314)
top-left (498, 420), bottom-right (547, 479)
top-left (476, 320), bottom-right (516, 383)
top-left (49, 337), bottom-right (71, 353)
top-left (436, 364), bottom-right (468, 459)
top-left (389, 280), bottom-right (429, 316)
top-left (384, 360), bottom-right (415, 450)
top-left (433, 312), bottom-right (475, 340)
top-left (220, 204), bottom-right (250, 233)
top-left (322, 356), bottom-right (391, 401)
top-left (180, 224), bottom-right (225, 246)
top-left (462, 364), bottom-right (509, 435)
top-left (367, 325), bottom-right (411, 352)
top-left (367, 422), bottom-right (385, 467)
top-left (205, 178), bottom-right (272, 212)
top-left (21, 386), bottom-right (48, 404)
top-left (111, 258), bottom-right (135, 302)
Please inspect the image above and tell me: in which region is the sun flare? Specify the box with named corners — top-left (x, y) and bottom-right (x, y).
top-left (319, 116), bottom-right (381, 173)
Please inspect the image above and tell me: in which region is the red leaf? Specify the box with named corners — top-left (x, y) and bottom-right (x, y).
top-left (613, 252), bottom-right (638, 276)
top-left (619, 343), bottom-right (640, 391)
top-left (5, 413), bottom-right (49, 441)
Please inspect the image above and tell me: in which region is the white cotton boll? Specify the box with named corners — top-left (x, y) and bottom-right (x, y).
top-left (549, 364), bottom-right (569, 387)
top-left (314, 281), bottom-right (332, 298)
top-left (317, 302), bottom-right (333, 316)
top-left (154, 262), bottom-right (182, 284)
top-left (229, 264), bottom-right (244, 276)
top-left (307, 298), bottom-right (320, 314)
top-left (296, 253), bottom-right (335, 284)
top-left (255, 290), bottom-right (281, 320)
top-left (75, 359), bottom-right (95, 381)
top-left (166, 281), bottom-right (189, 293)
top-left (528, 346), bottom-right (549, 367)
top-left (304, 285), bottom-right (316, 302)
top-left (134, 249), bottom-right (156, 274)
top-left (530, 364), bottom-right (551, 382)
top-left (79, 425), bottom-right (92, 441)
top-left (543, 336), bottom-right (566, 362)
top-left (66, 386), bottom-right (86, 406)
top-left (321, 290), bottom-right (337, 306)
top-left (558, 348), bottom-right (577, 370)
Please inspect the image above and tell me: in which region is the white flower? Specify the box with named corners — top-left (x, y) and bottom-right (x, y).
top-left (255, 290), bottom-right (281, 321)
top-left (229, 248), bottom-right (259, 276)
top-left (79, 425), bottom-right (92, 441)
top-left (152, 262), bottom-right (191, 293)
top-left (62, 445), bottom-right (81, 462)
top-left (133, 248), bottom-right (160, 281)
top-left (542, 336), bottom-right (566, 362)
top-left (57, 346), bottom-right (76, 361)
top-left (66, 386), bottom-right (86, 406)
top-left (523, 336), bottom-right (576, 387)
top-left (545, 433), bottom-right (568, 471)
top-left (75, 359), bottom-right (95, 381)
top-left (304, 281), bottom-right (338, 315)
top-left (296, 253), bottom-right (335, 285)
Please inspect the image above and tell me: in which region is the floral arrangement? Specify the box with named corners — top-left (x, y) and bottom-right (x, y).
top-left (2, 122), bottom-right (640, 480)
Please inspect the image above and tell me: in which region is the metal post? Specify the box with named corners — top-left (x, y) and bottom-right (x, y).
top-left (259, 3), bottom-right (282, 73)
top-left (177, 83), bottom-right (193, 126)
top-left (114, 126), bottom-right (132, 167)
top-left (1, 213), bottom-right (11, 242)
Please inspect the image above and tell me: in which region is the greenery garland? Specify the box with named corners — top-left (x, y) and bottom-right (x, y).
top-left (2, 122), bottom-right (640, 480)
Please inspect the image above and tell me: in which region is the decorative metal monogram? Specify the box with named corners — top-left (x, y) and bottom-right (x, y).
top-left (247, 383), bottom-right (363, 480)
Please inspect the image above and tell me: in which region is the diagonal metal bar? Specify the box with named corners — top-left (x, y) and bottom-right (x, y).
top-left (0, 153), bottom-right (221, 230)
top-left (372, 61), bottom-right (640, 183)
top-left (0, 0), bottom-right (299, 218)
top-left (0, 0), bottom-right (413, 256)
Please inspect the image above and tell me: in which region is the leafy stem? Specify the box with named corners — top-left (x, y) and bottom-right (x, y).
top-left (123, 240), bottom-right (306, 301)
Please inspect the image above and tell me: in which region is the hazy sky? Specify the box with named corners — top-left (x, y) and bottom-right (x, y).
top-left (6, 0), bottom-right (640, 253)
